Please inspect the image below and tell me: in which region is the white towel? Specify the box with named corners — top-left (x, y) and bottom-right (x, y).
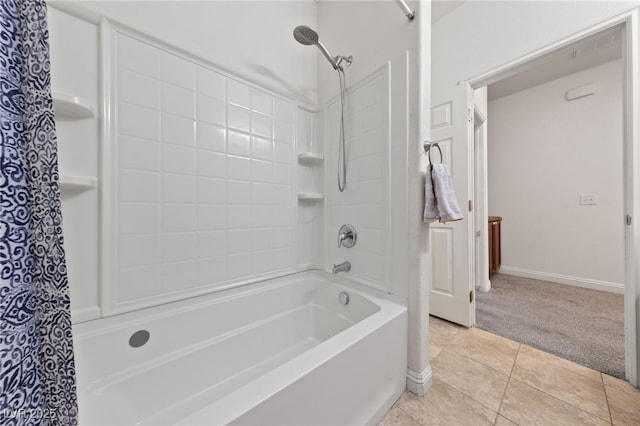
top-left (423, 167), bottom-right (440, 223)
top-left (423, 163), bottom-right (463, 223)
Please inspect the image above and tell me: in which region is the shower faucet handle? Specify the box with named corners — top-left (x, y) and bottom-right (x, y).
top-left (338, 224), bottom-right (357, 248)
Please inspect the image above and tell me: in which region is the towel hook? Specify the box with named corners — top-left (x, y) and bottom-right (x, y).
top-left (424, 142), bottom-right (443, 166)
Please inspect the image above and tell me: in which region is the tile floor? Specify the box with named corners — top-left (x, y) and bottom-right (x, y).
top-left (379, 316), bottom-right (640, 426)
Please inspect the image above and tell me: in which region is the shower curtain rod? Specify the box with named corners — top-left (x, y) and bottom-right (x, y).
top-left (395, 0), bottom-right (415, 21)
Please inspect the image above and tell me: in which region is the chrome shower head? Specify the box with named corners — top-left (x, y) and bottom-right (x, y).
top-left (293, 25), bottom-right (318, 46)
top-left (293, 25), bottom-right (347, 70)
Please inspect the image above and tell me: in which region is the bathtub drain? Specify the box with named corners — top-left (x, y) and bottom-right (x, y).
top-left (129, 330), bottom-right (150, 348)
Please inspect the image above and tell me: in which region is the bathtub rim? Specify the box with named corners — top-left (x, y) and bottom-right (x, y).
top-left (72, 269), bottom-right (405, 338)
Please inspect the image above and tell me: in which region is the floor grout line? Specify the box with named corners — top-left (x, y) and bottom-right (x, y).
top-left (510, 342), bottom-right (613, 419)
top-left (396, 403), bottom-right (423, 426)
top-left (461, 328), bottom-right (611, 423)
top-left (506, 375), bottom-right (613, 424)
top-left (600, 373), bottom-right (614, 425)
top-left (431, 349), bottom-right (507, 418)
top-left (495, 342), bottom-right (521, 426)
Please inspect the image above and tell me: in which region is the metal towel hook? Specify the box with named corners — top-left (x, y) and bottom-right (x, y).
top-left (424, 142), bottom-right (443, 166)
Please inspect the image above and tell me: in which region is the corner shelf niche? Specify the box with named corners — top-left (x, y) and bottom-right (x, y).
top-left (59, 175), bottom-right (98, 193)
top-left (297, 153), bottom-right (324, 202)
top-left (53, 91), bottom-right (96, 119)
top-left (297, 152), bottom-right (324, 166)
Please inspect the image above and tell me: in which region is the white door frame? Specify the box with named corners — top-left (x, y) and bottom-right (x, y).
top-left (465, 10), bottom-right (639, 386)
top-left (473, 106), bottom-right (489, 301)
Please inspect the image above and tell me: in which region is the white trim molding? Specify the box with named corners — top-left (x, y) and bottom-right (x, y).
top-left (499, 266), bottom-right (624, 295)
top-left (406, 365), bottom-right (433, 396)
top-left (70, 306), bottom-right (101, 324)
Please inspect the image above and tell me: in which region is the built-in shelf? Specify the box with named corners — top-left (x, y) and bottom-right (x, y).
top-left (297, 152), bottom-right (324, 165)
top-left (52, 91), bottom-right (96, 119)
top-left (297, 193), bottom-right (324, 201)
top-left (59, 175), bottom-right (97, 192)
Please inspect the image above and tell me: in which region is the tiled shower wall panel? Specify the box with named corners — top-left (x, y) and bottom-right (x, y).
top-left (325, 68), bottom-right (390, 292)
top-left (112, 30), bottom-right (295, 310)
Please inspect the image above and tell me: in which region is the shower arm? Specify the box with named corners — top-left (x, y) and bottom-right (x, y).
top-left (316, 41), bottom-right (340, 70)
top-left (315, 41), bottom-right (353, 71)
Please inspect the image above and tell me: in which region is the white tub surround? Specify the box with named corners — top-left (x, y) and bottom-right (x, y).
top-left (74, 271), bottom-right (407, 425)
top-left (102, 23), bottom-right (299, 315)
top-left (50, 6), bottom-right (415, 420)
top-left (48, 6), bottom-right (101, 324)
top-left (102, 20), bottom-right (411, 316)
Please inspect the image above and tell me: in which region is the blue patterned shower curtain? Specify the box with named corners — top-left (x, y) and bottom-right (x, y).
top-left (0, 0), bottom-right (78, 425)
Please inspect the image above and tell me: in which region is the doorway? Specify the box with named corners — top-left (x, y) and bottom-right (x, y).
top-left (475, 28), bottom-right (625, 378)
top-left (462, 17), bottom-right (637, 385)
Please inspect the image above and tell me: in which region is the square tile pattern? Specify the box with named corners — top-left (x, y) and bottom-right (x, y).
top-left (380, 317), bottom-right (640, 426)
top-left (115, 32), bottom-right (295, 304)
top-left (325, 71), bottom-right (390, 292)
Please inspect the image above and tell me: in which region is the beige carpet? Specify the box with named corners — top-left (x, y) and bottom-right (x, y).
top-left (475, 273), bottom-right (625, 379)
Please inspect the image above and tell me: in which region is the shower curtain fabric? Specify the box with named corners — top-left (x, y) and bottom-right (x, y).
top-left (0, 0), bottom-right (78, 425)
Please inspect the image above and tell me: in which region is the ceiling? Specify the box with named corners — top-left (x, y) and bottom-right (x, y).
top-left (488, 26), bottom-right (623, 101)
top-left (429, 2), bottom-right (622, 102)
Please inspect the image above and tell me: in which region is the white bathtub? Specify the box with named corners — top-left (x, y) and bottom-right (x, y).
top-left (73, 271), bottom-right (407, 425)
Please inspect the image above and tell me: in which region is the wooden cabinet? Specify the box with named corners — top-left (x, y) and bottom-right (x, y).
top-left (488, 216), bottom-right (502, 277)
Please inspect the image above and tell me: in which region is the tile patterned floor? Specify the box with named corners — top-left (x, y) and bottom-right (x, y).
top-left (379, 316), bottom-right (640, 426)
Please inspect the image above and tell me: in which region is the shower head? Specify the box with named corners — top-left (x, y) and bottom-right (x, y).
top-left (293, 25), bottom-right (346, 70)
top-left (293, 25), bottom-right (318, 46)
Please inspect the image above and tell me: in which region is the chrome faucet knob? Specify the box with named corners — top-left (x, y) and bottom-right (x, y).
top-left (337, 224), bottom-right (357, 248)
top-left (338, 231), bottom-right (350, 247)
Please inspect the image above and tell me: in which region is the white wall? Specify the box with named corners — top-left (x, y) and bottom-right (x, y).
top-left (52, 1), bottom-right (318, 104)
top-left (432, 1), bottom-right (637, 95)
top-left (488, 59), bottom-right (624, 291)
top-left (317, 1), bottom-right (419, 104)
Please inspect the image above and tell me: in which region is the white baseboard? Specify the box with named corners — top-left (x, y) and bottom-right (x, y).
top-left (406, 365), bottom-right (433, 396)
top-left (477, 277), bottom-right (491, 293)
top-left (499, 266), bottom-right (624, 295)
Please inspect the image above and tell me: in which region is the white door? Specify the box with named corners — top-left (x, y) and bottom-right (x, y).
top-left (429, 83), bottom-right (474, 326)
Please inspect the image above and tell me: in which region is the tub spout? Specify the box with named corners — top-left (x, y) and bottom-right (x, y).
top-left (332, 261), bottom-right (351, 274)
